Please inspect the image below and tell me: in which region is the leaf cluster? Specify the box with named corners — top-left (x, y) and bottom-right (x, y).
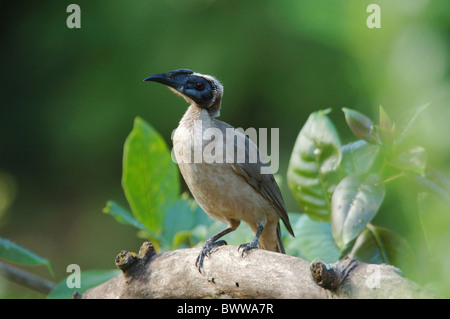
top-left (286, 104), bottom-right (449, 269)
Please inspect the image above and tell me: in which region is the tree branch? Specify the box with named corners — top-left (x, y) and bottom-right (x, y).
top-left (80, 241), bottom-right (439, 299)
top-left (0, 261), bottom-right (56, 294)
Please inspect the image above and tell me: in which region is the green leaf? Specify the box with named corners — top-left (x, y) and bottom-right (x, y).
top-left (287, 109), bottom-right (342, 221)
top-left (160, 194), bottom-right (214, 250)
top-left (122, 117), bottom-right (179, 234)
top-left (47, 269), bottom-right (120, 299)
top-left (162, 199), bottom-right (193, 248)
top-left (378, 105), bottom-right (393, 131)
top-left (285, 214), bottom-right (340, 263)
top-left (350, 225), bottom-right (416, 271)
top-left (388, 145), bottom-right (428, 176)
top-left (341, 140), bottom-right (380, 175)
top-left (413, 166), bottom-right (450, 201)
top-left (376, 125), bottom-right (394, 147)
top-left (162, 196), bottom-right (211, 249)
top-left (377, 106), bottom-right (394, 146)
top-left (393, 103), bottom-right (430, 145)
top-left (342, 108), bottom-right (378, 144)
top-left (0, 237), bottom-right (53, 276)
top-left (171, 230), bottom-right (194, 249)
top-left (331, 173), bottom-right (385, 251)
top-left (103, 200), bottom-right (152, 234)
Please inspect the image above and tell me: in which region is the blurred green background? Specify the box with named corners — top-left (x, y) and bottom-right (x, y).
top-left (1, 0), bottom-right (449, 297)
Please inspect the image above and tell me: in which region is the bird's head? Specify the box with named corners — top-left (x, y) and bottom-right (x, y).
top-left (144, 69), bottom-right (223, 117)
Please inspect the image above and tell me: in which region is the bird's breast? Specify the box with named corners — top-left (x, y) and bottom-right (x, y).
top-left (174, 145), bottom-right (275, 225)
top-left (172, 115), bottom-right (277, 226)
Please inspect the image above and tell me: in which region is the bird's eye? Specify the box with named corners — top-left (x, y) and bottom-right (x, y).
top-left (195, 82), bottom-right (205, 91)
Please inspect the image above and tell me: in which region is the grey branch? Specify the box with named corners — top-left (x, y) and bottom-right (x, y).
top-left (0, 261), bottom-right (56, 294)
top-left (80, 241), bottom-right (439, 299)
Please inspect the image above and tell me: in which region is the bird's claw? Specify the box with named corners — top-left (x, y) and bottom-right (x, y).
top-left (238, 241), bottom-right (258, 257)
top-left (195, 239), bottom-right (227, 273)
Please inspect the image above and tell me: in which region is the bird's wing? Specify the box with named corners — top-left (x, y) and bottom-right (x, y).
top-left (214, 120), bottom-right (294, 237)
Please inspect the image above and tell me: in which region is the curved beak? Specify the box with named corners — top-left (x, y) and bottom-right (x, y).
top-left (144, 69), bottom-right (194, 90)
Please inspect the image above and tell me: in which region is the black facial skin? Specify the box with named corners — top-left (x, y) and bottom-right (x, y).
top-left (144, 69), bottom-right (215, 108)
top-left (182, 76), bottom-right (214, 108)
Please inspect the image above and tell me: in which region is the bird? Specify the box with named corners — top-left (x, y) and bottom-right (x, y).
top-left (144, 69), bottom-right (294, 272)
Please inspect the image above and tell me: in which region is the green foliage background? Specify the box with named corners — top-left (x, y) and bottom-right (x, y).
top-left (0, 0), bottom-right (449, 297)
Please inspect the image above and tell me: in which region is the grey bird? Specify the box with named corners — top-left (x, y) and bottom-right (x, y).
top-left (144, 69), bottom-right (294, 272)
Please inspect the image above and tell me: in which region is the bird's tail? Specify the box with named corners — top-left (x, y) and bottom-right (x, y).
top-left (276, 222), bottom-right (286, 254)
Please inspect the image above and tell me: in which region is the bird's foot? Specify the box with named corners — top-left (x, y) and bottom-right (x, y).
top-left (195, 239), bottom-right (227, 273)
top-left (238, 240), bottom-right (259, 257)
